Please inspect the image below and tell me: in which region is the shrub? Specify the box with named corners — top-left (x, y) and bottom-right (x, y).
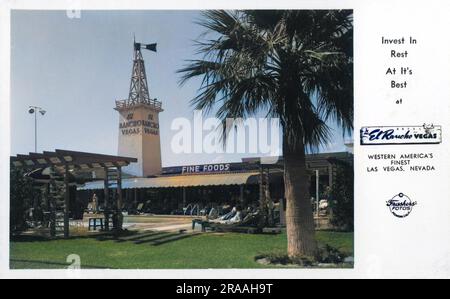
top-left (329, 161), bottom-right (354, 231)
top-left (255, 244), bottom-right (345, 266)
top-left (315, 244), bottom-right (345, 263)
top-left (10, 166), bottom-right (35, 236)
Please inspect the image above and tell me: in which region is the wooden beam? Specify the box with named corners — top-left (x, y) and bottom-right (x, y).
top-left (29, 153), bottom-right (52, 165)
top-left (11, 149), bottom-right (137, 170)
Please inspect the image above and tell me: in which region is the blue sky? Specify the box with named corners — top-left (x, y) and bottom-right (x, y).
top-left (11, 10), bottom-right (350, 167)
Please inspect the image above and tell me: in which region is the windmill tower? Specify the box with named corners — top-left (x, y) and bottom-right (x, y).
top-left (114, 40), bottom-right (163, 177)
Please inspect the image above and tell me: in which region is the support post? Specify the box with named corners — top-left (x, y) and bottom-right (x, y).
top-left (34, 109), bottom-right (37, 152)
top-left (315, 169), bottom-right (320, 219)
top-left (48, 182), bottom-right (56, 238)
top-left (265, 167), bottom-right (273, 226)
top-left (64, 164), bottom-right (70, 238)
top-left (259, 163), bottom-right (265, 208)
top-left (104, 167), bottom-right (110, 231)
top-left (239, 185), bottom-right (244, 205)
top-left (259, 162), bottom-right (266, 227)
top-left (116, 166), bottom-right (123, 231)
top-left (328, 164), bottom-right (333, 187)
top-left (134, 188), bottom-right (138, 209)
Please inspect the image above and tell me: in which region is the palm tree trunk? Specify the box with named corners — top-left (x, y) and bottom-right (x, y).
top-left (283, 134), bottom-right (318, 258)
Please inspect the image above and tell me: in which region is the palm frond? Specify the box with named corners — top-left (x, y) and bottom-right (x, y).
top-left (178, 9), bottom-right (353, 149)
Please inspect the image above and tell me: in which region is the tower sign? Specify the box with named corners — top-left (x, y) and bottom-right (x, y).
top-left (114, 40), bottom-right (163, 177)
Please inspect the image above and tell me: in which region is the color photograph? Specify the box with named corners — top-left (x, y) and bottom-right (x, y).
top-left (9, 10), bottom-right (354, 269)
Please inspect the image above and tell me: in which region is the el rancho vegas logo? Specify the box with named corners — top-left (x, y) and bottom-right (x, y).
top-left (386, 193), bottom-right (418, 218)
top-left (360, 124), bottom-right (442, 145)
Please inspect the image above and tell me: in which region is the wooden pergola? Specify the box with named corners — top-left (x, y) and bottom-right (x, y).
top-left (10, 149), bottom-right (137, 238)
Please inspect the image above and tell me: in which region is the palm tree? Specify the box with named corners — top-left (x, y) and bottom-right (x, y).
top-left (179, 10), bottom-right (353, 258)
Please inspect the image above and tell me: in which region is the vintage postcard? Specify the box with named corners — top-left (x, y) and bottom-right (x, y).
top-left (0, 0), bottom-right (449, 283)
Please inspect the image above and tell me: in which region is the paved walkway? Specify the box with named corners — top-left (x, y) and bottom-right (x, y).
top-left (69, 214), bottom-right (203, 233)
top-left (122, 214), bottom-right (199, 232)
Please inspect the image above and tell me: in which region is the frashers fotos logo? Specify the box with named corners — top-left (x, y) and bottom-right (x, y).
top-left (386, 193), bottom-right (418, 218)
top-left (360, 124), bottom-right (442, 145)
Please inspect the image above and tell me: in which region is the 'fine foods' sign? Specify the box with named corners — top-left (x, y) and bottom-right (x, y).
top-left (360, 125), bottom-right (442, 145)
top-left (182, 163), bottom-right (231, 174)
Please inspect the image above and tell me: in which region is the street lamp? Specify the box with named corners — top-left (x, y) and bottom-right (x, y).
top-left (28, 106), bottom-right (46, 152)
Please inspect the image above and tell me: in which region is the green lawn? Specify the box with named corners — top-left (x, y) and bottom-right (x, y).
top-left (10, 231), bottom-right (353, 269)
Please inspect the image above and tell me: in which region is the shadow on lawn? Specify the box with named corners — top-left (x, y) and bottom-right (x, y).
top-left (10, 258), bottom-right (113, 269)
top-left (104, 230), bottom-right (202, 246)
top-left (10, 233), bottom-right (112, 243)
top-left (11, 230), bottom-right (202, 246)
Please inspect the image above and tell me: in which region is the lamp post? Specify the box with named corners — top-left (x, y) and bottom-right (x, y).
top-left (28, 106), bottom-right (46, 152)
